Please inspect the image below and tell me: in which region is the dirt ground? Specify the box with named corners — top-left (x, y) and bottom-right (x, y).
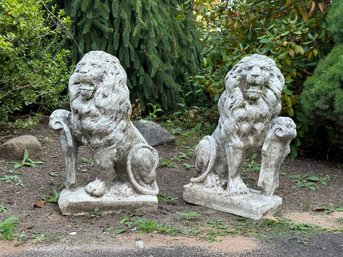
top-left (0, 119), bottom-right (343, 255)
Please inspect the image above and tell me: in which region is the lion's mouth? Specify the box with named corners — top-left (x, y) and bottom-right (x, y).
top-left (73, 72), bottom-right (103, 85)
top-left (76, 81), bottom-right (97, 100)
top-left (245, 83), bottom-right (263, 98)
top-left (78, 81), bottom-right (95, 89)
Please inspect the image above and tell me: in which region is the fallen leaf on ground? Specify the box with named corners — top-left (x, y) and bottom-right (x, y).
top-left (33, 200), bottom-right (45, 208)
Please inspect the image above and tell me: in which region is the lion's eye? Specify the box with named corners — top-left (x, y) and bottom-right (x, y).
top-left (92, 63), bottom-right (101, 68)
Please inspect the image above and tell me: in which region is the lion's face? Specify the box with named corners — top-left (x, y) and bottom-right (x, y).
top-left (224, 54), bottom-right (284, 104)
top-left (69, 51), bottom-right (128, 104)
top-left (243, 59), bottom-right (272, 101)
top-left (73, 57), bottom-right (104, 101)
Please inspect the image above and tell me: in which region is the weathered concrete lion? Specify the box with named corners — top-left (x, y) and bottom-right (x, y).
top-left (50, 51), bottom-right (159, 199)
top-left (190, 54), bottom-right (296, 196)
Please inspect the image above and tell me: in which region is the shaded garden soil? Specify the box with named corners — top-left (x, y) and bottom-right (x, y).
top-left (0, 118), bottom-right (342, 255)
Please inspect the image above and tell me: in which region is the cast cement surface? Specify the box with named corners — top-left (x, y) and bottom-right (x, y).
top-left (59, 187), bottom-right (158, 215)
top-left (183, 184), bottom-right (282, 220)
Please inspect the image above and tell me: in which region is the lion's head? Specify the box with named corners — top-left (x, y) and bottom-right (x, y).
top-left (219, 54), bottom-right (284, 118)
top-left (69, 51), bottom-right (130, 112)
top-left (224, 54), bottom-right (284, 103)
top-left (69, 51), bottom-right (132, 146)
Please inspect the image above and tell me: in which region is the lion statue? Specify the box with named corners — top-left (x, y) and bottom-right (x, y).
top-left (190, 54), bottom-right (296, 196)
top-left (50, 51), bottom-right (159, 197)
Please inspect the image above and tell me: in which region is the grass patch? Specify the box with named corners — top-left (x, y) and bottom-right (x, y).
top-left (159, 158), bottom-right (177, 168)
top-left (288, 174), bottom-right (329, 191)
top-left (184, 218), bottom-right (324, 244)
top-left (243, 154), bottom-right (261, 173)
top-left (203, 229), bottom-right (228, 242)
top-left (0, 204), bottom-right (7, 213)
top-left (42, 188), bottom-right (60, 204)
top-left (31, 231), bottom-right (61, 243)
top-left (171, 152), bottom-right (192, 161)
top-left (157, 194), bottom-right (178, 203)
top-left (206, 220), bottom-right (228, 230)
top-left (316, 205), bottom-right (343, 214)
top-left (12, 149), bottom-right (44, 170)
top-left (80, 157), bottom-right (95, 165)
top-left (88, 208), bottom-right (101, 222)
top-left (234, 218), bottom-right (324, 244)
top-left (106, 214), bottom-right (323, 245)
top-left (177, 211), bottom-right (200, 223)
top-left (135, 218), bottom-right (180, 235)
top-left (0, 174), bottom-right (24, 187)
top-left (183, 163), bottom-right (195, 170)
top-left (111, 214), bottom-right (180, 236)
top-left (0, 217), bottom-right (18, 240)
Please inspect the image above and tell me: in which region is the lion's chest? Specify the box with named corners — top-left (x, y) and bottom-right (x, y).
top-left (231, 103), bottom-right (273, 146)
top-left (70, 98), bottom-right (115, 146)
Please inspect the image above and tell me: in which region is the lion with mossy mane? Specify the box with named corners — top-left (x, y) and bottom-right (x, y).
top-left (191, 54), bottom-right (296, 196)
top-left (50, 51), bottom-right (159, 197)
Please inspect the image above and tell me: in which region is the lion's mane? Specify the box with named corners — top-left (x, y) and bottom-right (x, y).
top-left (69, 51), bottom-right (132, 148)
top-left (214, 54), bottom-right (285, 146)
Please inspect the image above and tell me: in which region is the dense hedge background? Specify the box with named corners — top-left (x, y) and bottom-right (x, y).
top-left (1, 0), bottom-right (341, 158)
top-left (0, 0), bottom-right (71, 126)
top-left (301, 0), bottom-right (343, 155)
top-left (58, 0), bottom-right (202, 112)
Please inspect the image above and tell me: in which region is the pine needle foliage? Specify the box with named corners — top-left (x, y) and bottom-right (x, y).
top-left (63, 0), bottom-right (201, 111)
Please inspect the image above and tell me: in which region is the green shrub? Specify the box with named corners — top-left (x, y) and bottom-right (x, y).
top-left (300, 45), bottom-right (343, 149)
top-left (59, 0), bottom-right (201, 112)
top-left (0, 0), bottom-right (71, 126)
top-left (300, 0), bottom-right (343, 154)
top-left (327, 0), bottom-right (343, 44)
top-left (191, 0), bottom-right (331, 117)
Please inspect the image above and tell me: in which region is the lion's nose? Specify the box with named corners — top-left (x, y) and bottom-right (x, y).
top-left (251, 66), bottom-right (261, 77)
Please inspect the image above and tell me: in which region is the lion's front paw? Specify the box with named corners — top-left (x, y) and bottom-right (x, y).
top-left (227, 177), bottom-right (249, 196)
top-left (85, 178), bottom-right (109, 197)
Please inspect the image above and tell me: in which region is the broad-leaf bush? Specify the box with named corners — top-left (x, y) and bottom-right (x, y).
top-left (191, 0), bottom-right (331, 117)
top-left (0, 0), bottom-right (71, 126)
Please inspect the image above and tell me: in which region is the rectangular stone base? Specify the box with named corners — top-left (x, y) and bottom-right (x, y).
top-left (183, 183), bottom-right (282, 220)
top-left (58, 187), bottom-right (158, 215)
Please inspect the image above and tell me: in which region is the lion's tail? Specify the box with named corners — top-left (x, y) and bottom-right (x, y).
top-left (127, 143), bottom-right (159, 195)
top-left (190, 135), bottom-right (217, 183)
